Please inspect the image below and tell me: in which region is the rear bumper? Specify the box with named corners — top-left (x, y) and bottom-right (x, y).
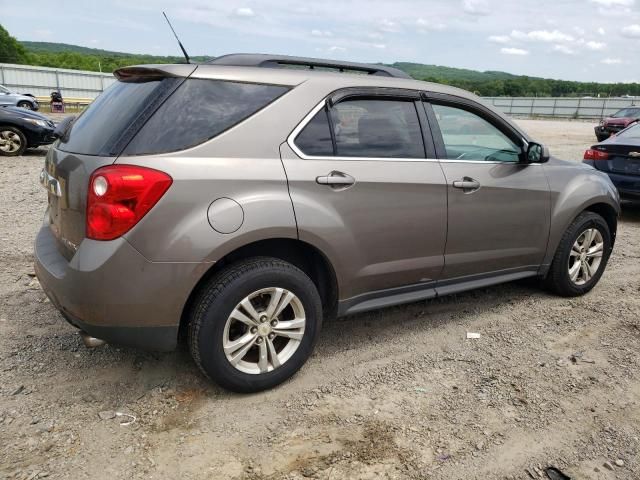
top-left (604, 172), bottom-right (640, 200)
top-left (34, 222), bottom-right (209, 351)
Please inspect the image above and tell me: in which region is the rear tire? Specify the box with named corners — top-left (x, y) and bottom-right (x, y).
top-left (545, 211), bottom-right (611, 297)
top-left (188, 257), bottom-right (322, 393)
top-left (0, 126), bottom-right (27, 156)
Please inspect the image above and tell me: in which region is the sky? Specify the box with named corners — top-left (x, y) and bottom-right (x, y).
top-left (1, 0), bottom-right (640, 82)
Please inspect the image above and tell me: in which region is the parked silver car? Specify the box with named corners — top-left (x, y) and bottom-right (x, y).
top-left (35, 55), bottom-right (620, 392)
top-left (0, 84), bottom-right (39, 110)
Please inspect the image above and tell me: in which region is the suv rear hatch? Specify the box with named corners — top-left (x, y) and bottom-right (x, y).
top-left (42, 66), bottom-right (193, 259)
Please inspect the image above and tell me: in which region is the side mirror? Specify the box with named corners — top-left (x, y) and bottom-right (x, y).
top-left (526, 142), bottom-right (550, 164)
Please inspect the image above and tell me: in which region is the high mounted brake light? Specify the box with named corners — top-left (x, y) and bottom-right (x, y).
top-left (86, 165), bottom-right (172, 241)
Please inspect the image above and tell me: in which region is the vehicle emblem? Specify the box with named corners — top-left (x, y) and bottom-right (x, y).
top-left (629, 151), bottom-right (640, 158)
top-left (39, 169), bottom-right (62, 197)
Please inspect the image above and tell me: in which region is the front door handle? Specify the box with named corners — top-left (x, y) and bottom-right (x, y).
top-left (316, 171), bottom-right (355, 187)
top-left (452, 177), bottom-right (481, 192)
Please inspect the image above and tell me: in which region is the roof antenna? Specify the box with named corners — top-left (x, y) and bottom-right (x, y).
top-left (162, 11), bottom-right (190, 64)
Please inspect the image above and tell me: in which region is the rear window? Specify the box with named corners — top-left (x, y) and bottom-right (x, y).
top-left (57, 78), bottom-right (180, 156)
top-left (124, 79), bottom-right (289, 156)
top-left (57, 78), bottom-right (289, 157)
top-left (618, 123), bottom-right (640, 139)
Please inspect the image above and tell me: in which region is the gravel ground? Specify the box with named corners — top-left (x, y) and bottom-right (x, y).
top-left (1, 118), bottom-right (639, 480)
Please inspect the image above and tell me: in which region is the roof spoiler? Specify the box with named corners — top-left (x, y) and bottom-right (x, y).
top-left (207, 54), bottom-right (412, 79)
top-left (113, 65), bottom-right (197, 80)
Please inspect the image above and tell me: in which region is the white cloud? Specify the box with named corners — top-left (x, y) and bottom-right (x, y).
top-left (416, 18), bottom-right (446, 31)
top-left (488, 35), bottom-right (510, 44)
top-left (311, 29), bottom-right (333, 37)
top-left (553, 44), bottom-right (575, 54)
top-left (462, 0), bottom-right (490, 15)
top-left (598, 27), bottom-right (606, 35)
top-left (585, 40), bottom-right (606, 50)
top-left (589, 0), bottom-right (634, 5)
top-left (371, 43), bottom-right (387, 49)
top-left (378, 18), bottom-right (399, 33)
top-left (328, 46), bottom-right (346, 52)
top-left (501, 47), bottom-right (529, 55)
top-left (512, 29), bottom-right (574, 43)
top-left (233, 7), bottom-right (255, 17)
top-left (621, 24), bottom-right (640, 37)
top-left (601, 57), bottom-right (622, 64)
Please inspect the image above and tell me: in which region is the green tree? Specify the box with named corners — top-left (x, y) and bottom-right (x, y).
top-left (0, 24), bottom-right (28, 64)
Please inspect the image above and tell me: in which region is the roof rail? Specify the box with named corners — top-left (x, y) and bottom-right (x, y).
top-left (207, 54), bottom-right (412, 79)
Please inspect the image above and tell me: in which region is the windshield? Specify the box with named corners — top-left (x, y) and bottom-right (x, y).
top-left (618, 123), bottom-right (640, 139)
top-left (611, 108), bottom-right (640, 118)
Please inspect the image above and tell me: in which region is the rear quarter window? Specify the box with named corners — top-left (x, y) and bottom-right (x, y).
top-left (123, 79), bottom-right (289, 156)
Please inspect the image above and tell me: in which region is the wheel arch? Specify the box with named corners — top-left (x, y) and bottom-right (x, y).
top-left (541, 200), bottom-right (619, 276)
top-left (179, 238), bottom-right (339, 339)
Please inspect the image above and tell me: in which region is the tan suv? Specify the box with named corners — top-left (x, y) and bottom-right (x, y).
top-left (35, 54), bottom-right (619, 392)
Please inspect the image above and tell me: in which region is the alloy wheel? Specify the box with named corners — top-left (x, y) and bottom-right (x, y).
top-left (223, 287), bottom-right (306, 375)
top-left (568, 228), bottom-right (604, 286)
top-left (0, 130), bottom-right (22, 154)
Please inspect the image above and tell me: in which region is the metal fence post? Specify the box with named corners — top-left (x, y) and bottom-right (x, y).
top-left (55, 70), bottom-right (60, 94)
top-left (576, 97), bottom-right (582, 119)
top-left (552, 98), bottom-right (557, 117)
top-left (0, 65), bottom-right (4, 85)
top-left (509, 97), bottom-right (514, 115)
top-left (530, 97), bottom-right (535, 117)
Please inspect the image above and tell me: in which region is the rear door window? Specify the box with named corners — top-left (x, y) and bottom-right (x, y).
top-left (123, 79), bottom-right (289, 156)
top-left (294, 97), bottom-right (425, 159)
top-left (332, 99), bottom-right (424, 158)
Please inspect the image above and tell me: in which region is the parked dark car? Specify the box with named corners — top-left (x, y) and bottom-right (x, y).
top-left (585, 121), bottom-right (640, 201)
top-left (595, 107), bottom-right (640, 141)
top-left (0, 106), bottom-right (56, 156)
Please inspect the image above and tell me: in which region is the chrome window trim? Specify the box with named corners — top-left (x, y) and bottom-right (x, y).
top-left (287, 96), bottom-right (540, 165)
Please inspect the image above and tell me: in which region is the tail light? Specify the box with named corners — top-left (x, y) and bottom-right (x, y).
top-left (87, 165), bottom-right (172, 240)
top-left (584, 149), bottom-right (609, 161)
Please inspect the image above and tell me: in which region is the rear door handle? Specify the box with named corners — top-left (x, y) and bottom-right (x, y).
top-left (452, 177), bottom-right (480, 192)
top-left (316, 171), bottom-right (355, 187)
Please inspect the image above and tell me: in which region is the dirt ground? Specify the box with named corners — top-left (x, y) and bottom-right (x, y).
top-left (1, 118), bottom-right (639, 480)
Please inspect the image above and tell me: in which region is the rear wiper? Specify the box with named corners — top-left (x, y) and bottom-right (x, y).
top-left (53, 116), bottom-right (76, 141)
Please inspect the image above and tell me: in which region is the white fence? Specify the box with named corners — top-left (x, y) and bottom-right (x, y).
top-left (483, 96), bottom-right (640, 120)
top-left (2, 63), bottom-right (639, 119)
top-left (0, 63), bottom-right (116, 99)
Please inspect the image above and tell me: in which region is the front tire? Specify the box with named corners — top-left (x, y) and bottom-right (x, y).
top-left (17, 101), bottom-right (33, 110)
top-left (188, 257), bottom-right (322, 393)
top-left (0, 126), bottom-right (27, 156)
top-left (545, 211), bottom-right (611, 297)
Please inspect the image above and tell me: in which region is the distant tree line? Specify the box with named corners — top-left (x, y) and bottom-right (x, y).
top-left (2, 24), bottom-right (638, 98)
top-left (419, 76), bottom-right (640, 98)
